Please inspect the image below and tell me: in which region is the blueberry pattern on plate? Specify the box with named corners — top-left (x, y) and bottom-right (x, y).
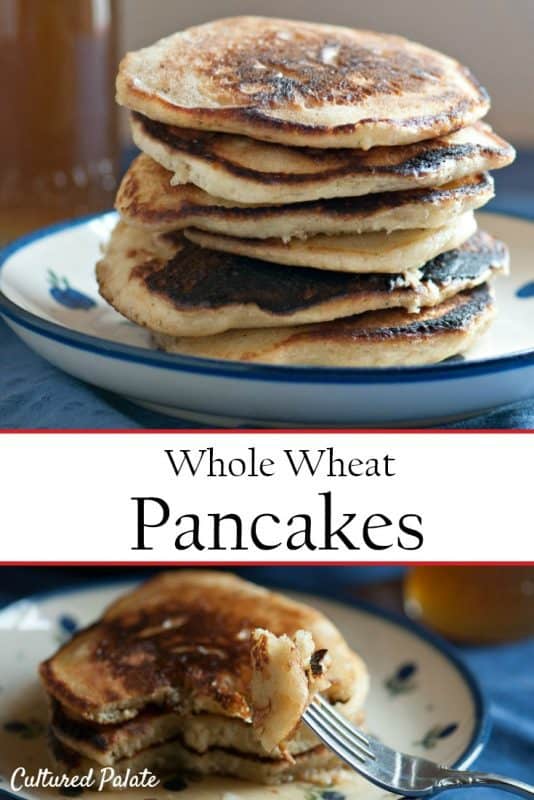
top-left (48, 269), bottom-right (96, 310)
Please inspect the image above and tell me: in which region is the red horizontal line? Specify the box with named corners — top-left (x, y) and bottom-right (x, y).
top-left (0, 429), bottom-right (532, 435)
top-left (0, 563), bottom-right (532, 568)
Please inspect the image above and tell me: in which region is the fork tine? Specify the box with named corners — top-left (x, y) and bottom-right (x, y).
top-left (316, 695), bottom-right (372, 748)
top-left (304, 704), bottom-right (370, 768)
top-left (306, 701), bottom-right (376, 760)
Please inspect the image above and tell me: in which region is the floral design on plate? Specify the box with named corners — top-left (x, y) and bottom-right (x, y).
top-left (305, 790), bottom-right (346, 800)
top-left (3, 718), bottom-right (45, 740)
top-left (162, 775), bottom-right (191, 792)
top-left (55, 613), bottom-right (79, 643)
top-left (415, 722), bottom-right (459, 749)
top-left (516, 281), bottom-right (534, 299)
top-left (384, 662), bottom-right (418, 695)
top-left (59, 786), bottom-right (84, 797)
top-left (48, 269), bottom-right (96, 310)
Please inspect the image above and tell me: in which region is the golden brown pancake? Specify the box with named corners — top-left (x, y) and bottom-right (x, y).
top-left (185, 212), bottom-right (476, 273)
top-left (49, 654), bottom-right (365, 785)
top-left (117, 154), bottom-right (495, 239)
top-left (97, 222), bottom-right (507, 337)
top-left (131, 116), bottom-right (513, 204)
top-left (40, 571), bottom-right (365, 725)
top-left (153, 284), bottom-right (495, 367)
top-left (42, 572), bottom-right (368, 785)
top-left (117, 17), bottom-right (489, 149)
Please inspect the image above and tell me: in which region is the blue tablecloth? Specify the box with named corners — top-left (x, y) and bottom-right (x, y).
top-left (0, 567), bottom-right (532, 799)
top-left (1, 154), bottom-right (533, 430)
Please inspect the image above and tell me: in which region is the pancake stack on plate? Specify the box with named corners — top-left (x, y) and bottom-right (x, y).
top-left (40, 571), bottom-right (369, 785)
top-left (97, 16), bottom-right (516, 366)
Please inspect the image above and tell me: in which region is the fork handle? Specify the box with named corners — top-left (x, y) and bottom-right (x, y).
top-left (438, 771), bottom-right (534, 798)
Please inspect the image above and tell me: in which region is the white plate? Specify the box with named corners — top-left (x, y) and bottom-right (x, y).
top-left (0, 581), bottom-right (488, 800)
top-left (1, 211), bottom-right (533, 427)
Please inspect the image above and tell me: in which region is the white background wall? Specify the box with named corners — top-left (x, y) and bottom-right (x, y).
top-left (120, 0), bottom-right (534, 145)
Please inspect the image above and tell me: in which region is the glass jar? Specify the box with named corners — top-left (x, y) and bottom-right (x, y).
top-left (0, 0), bottom-right (120, 244)
top-left (404, 566), bottom-right (534, 643)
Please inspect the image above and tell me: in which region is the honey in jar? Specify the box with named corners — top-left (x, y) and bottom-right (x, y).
top-left (404, 566), bottom-right (534, 643)
top-left (0, 0), bottom-right (120, 243)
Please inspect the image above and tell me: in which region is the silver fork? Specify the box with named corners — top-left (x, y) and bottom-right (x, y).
top-left (302, 695), bottom-right (534, 798)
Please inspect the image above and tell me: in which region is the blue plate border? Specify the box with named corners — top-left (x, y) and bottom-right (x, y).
top-left (0, 210), bottom-right (533, 385)
top-left (0, 574), bottom-right (491, 798)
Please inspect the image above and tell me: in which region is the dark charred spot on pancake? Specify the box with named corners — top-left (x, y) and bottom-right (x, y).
top-left (51, 702), bottom-right (110, 753)
top-left (48, 728), bottom-right (82, 769)
top-left (420, 231), bottom-right (507, 282)
top-left (50, 720), bottom-right (327, 776)
top-left (301, 284), bottom-right (492, 343)
top-left (129, 79), bottom-right (488, 138)
top-left (120, 165), bottom-right (492, 227)
top-left (84, 595), bottom-right (308, 711)
top-left (40, 658), bottom-right (98, 716)
top-left (134, 239), bottom-right (402, 313)
top-left (176, 734), bottom-right (326, 764)
top-left (194, 27), bottom-right (458, 110)
top-left (134, 113), bottom-right (508, 186)
top-left (132, 233), bottom-right (502, 315)
top-left (389, 142), bottom-right (512, 177)
top-left (211, 172), bottom-right (492, 221)
top-left (50, 700), bottom-right (172, 756)
top-left (393, 144), bottom-right (478, 175)
top-left (297, 173), bottom-right (492, 219)
top-left (131, 258), bottom-right (165, 283)
top-left (310, 649), bottom-right (329, 676)
top-left (133, 114), bottom-right (221, 159)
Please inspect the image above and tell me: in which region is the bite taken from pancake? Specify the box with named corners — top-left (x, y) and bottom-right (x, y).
top-left (40, 571), bottom-right (369, 786)
top-left (96, 15), bottom-right (515, 368)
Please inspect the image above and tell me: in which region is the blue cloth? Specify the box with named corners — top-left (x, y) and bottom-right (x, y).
top-left (0, 567), bottom-right (532, 800)
top-left (1, 153), bottom-right (533, 429)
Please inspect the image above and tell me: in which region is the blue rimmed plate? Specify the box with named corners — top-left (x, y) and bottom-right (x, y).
top-left (1, 211), bottom-right (533, 426)
top-left (0, 580), bottom-right (489, 800)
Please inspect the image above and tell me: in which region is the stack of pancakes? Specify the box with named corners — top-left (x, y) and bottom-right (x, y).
top-left (97, 17), bottom-right (515, 366)
top-left (40, 571), bottom-right (368, 785)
